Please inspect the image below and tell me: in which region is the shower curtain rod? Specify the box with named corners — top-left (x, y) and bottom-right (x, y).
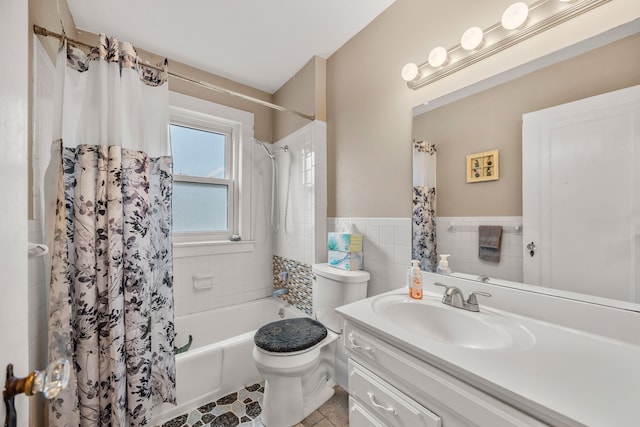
top-left (33, 25), bottom-right (316, 121)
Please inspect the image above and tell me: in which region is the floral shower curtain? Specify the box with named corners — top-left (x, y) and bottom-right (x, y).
top-left (412, 141), bottom-right (437, 272)
top-left (47, 35), bottom-right (175, 426)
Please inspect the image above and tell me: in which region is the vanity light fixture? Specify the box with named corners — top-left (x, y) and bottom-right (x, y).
top-left (403, 0), bottom-right (611, 90)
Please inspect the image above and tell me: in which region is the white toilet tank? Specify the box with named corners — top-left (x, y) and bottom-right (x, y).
top-left (312, 263), bottom-right (370, 333)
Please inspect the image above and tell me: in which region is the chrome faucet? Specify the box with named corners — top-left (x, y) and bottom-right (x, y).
top-left (434, 282), bottom-right (491, 312)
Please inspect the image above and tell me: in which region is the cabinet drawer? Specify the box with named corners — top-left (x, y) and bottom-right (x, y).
top-left (349, 397), bottom-right (386, 427)
top-left (349, 360), bottom-right (442, 427)
top-left (345, 325), bottom-right (378, 363)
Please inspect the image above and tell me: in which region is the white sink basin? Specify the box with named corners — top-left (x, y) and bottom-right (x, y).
top-left (372, 294), bottom-right (535, 351)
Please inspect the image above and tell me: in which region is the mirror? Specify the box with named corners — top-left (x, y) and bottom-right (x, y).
top-left (412, 21), bottom-right (640, 308)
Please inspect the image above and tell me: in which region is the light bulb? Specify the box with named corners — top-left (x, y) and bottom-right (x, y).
top-left (501, 2), bottom-right (529, 30)
top-left (428, 47), bottom-right (448, 67)
top-left (401, 63), bottom-right (420, 81)
top-left (461, 27), bottom-right (484, 51)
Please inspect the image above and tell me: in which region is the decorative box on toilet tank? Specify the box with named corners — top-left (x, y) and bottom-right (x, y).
top-left (327, 232), bottom-right (363, 271)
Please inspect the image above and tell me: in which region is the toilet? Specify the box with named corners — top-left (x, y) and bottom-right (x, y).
top-left (253, 263), bottom-right (370, 427)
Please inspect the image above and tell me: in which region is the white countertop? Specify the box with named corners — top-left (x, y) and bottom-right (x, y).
top-left (337, 286), bottom-right (640, 427)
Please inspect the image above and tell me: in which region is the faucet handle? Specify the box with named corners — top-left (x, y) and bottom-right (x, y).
top-left (464, 291), bottom-right (491, 312)
top-left (433, 282), bottom-right (450, 291)
top-left (466, 291), bottom-right (491, 305)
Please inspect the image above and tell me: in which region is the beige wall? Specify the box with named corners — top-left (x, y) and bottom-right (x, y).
top-left (326, 0), bottom-right (640, 218)
top-left (273, 56), bottom-right (326, 142)
top-left (413, 33), bottom-right (640, 217)
top-left (148, 55), bottom-right (275, 143)
top-left (29, 0), bottom-right (79, 60)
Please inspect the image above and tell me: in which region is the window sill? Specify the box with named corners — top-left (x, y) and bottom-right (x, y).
top-left (173, 239), bottom-right (255, 258)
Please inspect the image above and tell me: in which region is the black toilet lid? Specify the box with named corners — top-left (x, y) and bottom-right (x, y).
top-left (254, 317), bottom-right (327, 353)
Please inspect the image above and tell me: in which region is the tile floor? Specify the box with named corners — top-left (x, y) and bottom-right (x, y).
top-left (294, 386), bottom-right (349, 427)
top-left (160, 383), bottom-right (349, 427)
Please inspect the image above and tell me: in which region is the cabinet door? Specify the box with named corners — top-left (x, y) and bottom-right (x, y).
top-left (349, 360), bottom-right (442, 427)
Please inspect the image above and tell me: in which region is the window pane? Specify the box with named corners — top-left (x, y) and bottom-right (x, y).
top-left (170, 124), bottom-right (226, 178)
top-left (173, 181), bottom-right (228, 232)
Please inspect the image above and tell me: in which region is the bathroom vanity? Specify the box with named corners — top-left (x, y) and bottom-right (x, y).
top-left (336, 272), bottom-right (640, 427)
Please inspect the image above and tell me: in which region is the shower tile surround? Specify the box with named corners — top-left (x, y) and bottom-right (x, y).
top-left (270, 121), bottom-right (327, 312)
top-left (172, 121), bottom-right (327, 317)
top-left (273, 256), bottom-right (313, 314)
top-left (272, 121), bottom-right (327, 266)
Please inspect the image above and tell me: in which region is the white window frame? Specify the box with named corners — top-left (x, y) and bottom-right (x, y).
top-left (170, 120), bottom-right (235, 240)
top-left (169, 92), bottom-right (254, 254)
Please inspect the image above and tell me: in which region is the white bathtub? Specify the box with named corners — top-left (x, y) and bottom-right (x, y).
top-left (152, 297), bottom-right (302, 425)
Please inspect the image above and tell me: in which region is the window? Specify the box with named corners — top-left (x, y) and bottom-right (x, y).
top-left (171, 123), bottom-right (233, 235)
top-left (169, 92), bottom-right (253, 245)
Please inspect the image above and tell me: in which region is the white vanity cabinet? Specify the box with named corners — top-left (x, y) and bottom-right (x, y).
top-left (344, 322), bottom-right (549, 427)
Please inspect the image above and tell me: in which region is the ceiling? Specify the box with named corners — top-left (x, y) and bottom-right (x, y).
top-left (66, 0), bottom-right (396, 94)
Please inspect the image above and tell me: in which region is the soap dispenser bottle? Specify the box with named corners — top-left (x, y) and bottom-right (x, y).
top-left (409, 260), bottom-right (423, 300)
top-left (436, 254), bottom-right (452, 275)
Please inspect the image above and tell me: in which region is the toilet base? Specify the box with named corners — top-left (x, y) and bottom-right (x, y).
top-left (260, 360), bottom-right (335, 427)
top-left (254, 334), bottom-right (339, 427)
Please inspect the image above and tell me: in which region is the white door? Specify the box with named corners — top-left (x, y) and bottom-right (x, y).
top-left (522, 85), bottom-right (640, 302)
top-left (0, 0), bottom-right (30, 425)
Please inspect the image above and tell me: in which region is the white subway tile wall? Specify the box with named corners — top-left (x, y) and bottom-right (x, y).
top-left (173, 251), bottom-right (273, 316)
top-left (327, 218), bottom-right (412, 297)
top-left (436, 216), bottom-right (524, 282)
top-left (273, 121), bottom-right (327, 266)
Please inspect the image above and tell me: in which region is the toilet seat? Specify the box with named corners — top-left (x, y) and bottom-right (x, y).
top-left (254, 317), bottom-right (327, 354)
top-left (253, 318), bottom-right (338, 372)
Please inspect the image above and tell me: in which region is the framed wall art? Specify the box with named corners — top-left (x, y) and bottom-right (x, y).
top-left (466, 149), bottom-right (499, 183)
